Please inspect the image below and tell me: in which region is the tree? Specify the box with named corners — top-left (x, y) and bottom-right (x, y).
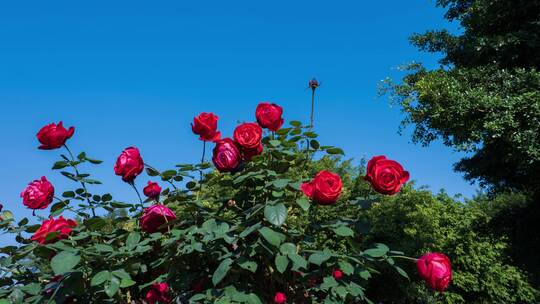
top-left (382, 0), bottom-right (540, 193)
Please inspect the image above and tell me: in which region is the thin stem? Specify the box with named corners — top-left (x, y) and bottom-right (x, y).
top-left (64, 144), bottom-right (96, 217)
top-left (130, 182), bottom-right (145, 210)
top-left (310, 88), bottom-right (316, 129)
top-left (389, 255), bottom-right (418, 262)
top-left (197, 141), bottom-right (206, 201)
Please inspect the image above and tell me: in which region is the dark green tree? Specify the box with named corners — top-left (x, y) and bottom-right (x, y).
top-left (382, 0), bottom-right (540, 193)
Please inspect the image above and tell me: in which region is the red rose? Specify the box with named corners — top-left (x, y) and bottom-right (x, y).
top-left (233, 122), bottom-right (262, 149)
top-left (143, 181), bottom-right (162, 200)
top-left (365, 156), bottom-right (409, 195)
top-left (114, 147), bottom-right (144, 182)
top-left (36, 121), bottom-right (75, 150)
top-left (145, 282), bottom-right (171, 304)
top-left (20, 176), bottom-right (54, 210)
top-left (243, 143), bottom-right (263, 161)
top-left (192, 112), bottom-right (221, 142)
top-left (31, 216), bottom-right (77, 245)
top-left (140, 204), bottom-right (177, 233)
top-left (212, 138), bottom-right (242, 172)
top-left (301, 170), bottom-right (343, 205)
top-left (256, 102), bottom-right (284, 131)
top-left (274, 292), bottom-right (287, 304)
top-left (416, 252), bottom-right (452, 292)
top-left (332, 269), bottom-right (343, 280)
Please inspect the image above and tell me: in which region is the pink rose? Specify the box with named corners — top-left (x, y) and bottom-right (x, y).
top-left (212, 138), bottom-right (242, 172)
top-left (21, 176), bottom-right (54, 210)
top-left (416, 252), bottom-right (452, 292)
top-left (114, 147), bottom-right (144, 182)
top-left (274, 292), bottom-right (287, 304)
top-left (36, 121), bottom-right (75, 150)
top-left (140, 205), bottom-right (177, 233)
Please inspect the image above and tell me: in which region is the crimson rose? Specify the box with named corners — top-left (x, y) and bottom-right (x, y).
top-left (365, 155), bottom-right (409, 195)
top-left (233, 122), bottom-right (262, 149)
top-left (145, 282), bottom-right (171, 304)
top-left (416, 252), bottom-right (452, 292)
top-left (143, 181), bottom-right (162, 200)
top-left (36, 121), bottom-right (75, 150)
top-left (212, 138), bottom-right (242, 172)
top-left (191, 112), bottom-right (221, 142)
top-left (332, 269), bottom-right (343, 280)
top-left (274, 292), bottom-right (287, 304)
top-left (31, 216), bottom-right (77, 244)
top-left (114, 147), bottom-right (144, 182)
top-left (256, 102), bottom-right (284, 131)
top-left (140, 204), bottom-right (177, 233)
top-left (242, 143), bottom-right (263, 161)
top-left (301, 170), bottom-right (343, 205)
top-left (20, 176), bottom-right (54, 210)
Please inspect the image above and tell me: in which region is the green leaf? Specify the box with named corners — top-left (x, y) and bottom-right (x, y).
top-left (52, 161), bottom-right (69, 170)
top-left (310, 140), bottom-right (320, 149)
top-left (269, 140), bottom-right (281, 147)
top-left (258, 227), bottom-right (285, 247)
top-left (363, 243), bottom-right (389, 258)
top-left (308, 251), bottom-right (331, 266)
top-left (326, 147), bottom-right (345, 155)
top-left (272, 179), bottom-right (290, 188)
top-left (288, 253), bottom-right (308, 270)
top-left (296, 197), bottom-right (310, 211)
top-left (237, 257), bottom-right (258, 273)
top-left (62, 191), bottom-right (75, 198)
top-left (279, 243), bottom-right (296, 255)
top-left (333, 226), bottom-right (354, 237)
top-left (126, 232), bottom-right (141, 249)
top-left (320, 276), bottom-right (338, 290)
top-left (20, 283), bottom-right (41, 295)
top-left (264, 203), bottom-right (288, 227)
top-left (51, 251), bottom-right (81, 275)
top-left (338, 261), bottom-right (354, 275)
top-left (91, 270), bottom-right (110, 286)
top-left (289, 120), bottom-right (302, 127)
top-left (105, 276), bottom-right (120, 297)
top-left (120, 278), bottom-right (136, 288)
top-left (275, 255), bottom-right (289, 273)
top-left (212, 258), bottom-right (233, 286)
top-left (161, 170), bottom-right (177, 180)
top-left (146, 167), bottom-right (160, 176)
top-left (394, 265), bottom-right (410, 280)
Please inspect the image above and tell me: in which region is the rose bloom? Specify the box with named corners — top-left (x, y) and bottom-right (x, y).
top-left (140, 205), bottom-right (177, 233)
top-left (20, 176), bottom-right (54, 210)
top-left (417, 252), bottom-right (452, 292)
top-left (114, 147), bottom-right (144, 182)
top-left (256, 102), bottom-right (284, 131)
top-left (212, 138), bottom-right (242, 172)
top-left (301, 170), bottom-right (343, 205)
top-left (36, 121), bottom-right (75, 150)
top-left (308, 78), bottom-right (320, 89)
top-left (242, 143), bottom-right (263, 161)
top-left (365, 155), bottom-right (409, 195)
top-left (332, 269), bottom-right (343, 280)
top-left (31, 216), bottom-right (77, 245)
top-left (143, 181), bottom-right (162, 200)
top-left (274, 292), bottom-right (287, 304)
top-left (233, 122), bottom-right (262, 149)
top-left (145, 282), bottom-right (171, 304)
top-left (191, 112), bottom-right (221, 142)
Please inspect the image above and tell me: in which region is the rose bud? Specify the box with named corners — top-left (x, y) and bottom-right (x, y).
top-left (226, 199), bottom-right (237, 208)
top-left (140, 204), bottom-right (177, 233)
top-left (274, 292), bottom-right (287, 304)
top-left (114, 147), bottom-right (144, 182)
top-left (192, 112), bottom-right (221, 142)
top-left (31, 216), bottom-right (77, 245)
top-left (21, 176), bottom-right (54, 210)
top-left (301, 170), bottom-right (343, 205)
top-left (365, 155), bottom-right (409, 195)
top-left (256, 102), bottom-right (284, 132)
top-left (242, 143), bottom-right (263, 161)
top-left (212, 138), bottom-right (242, 172)
top-left (145, 282), bottom-right (171, 304)
top-left (416, 252), bottom-right (452, 292)
top-left (36, 121), bottom-right (75, 150)
top-left (0, 203), bottom-right (3, 212)
top-left (308, 78), bottom-right (320, 90)
top-left (143, 181), bottom-right (162, 200)
top-left (233, 122), bottom-right (262, 150)
top-left (332, 269), bottom-right (343, 280)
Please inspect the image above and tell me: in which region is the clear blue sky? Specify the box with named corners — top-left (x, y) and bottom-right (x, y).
top-left (0, 0), bottom-right (475, 224)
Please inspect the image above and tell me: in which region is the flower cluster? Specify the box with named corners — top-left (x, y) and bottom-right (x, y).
top-left (10, 98), bottom-right (453, 303)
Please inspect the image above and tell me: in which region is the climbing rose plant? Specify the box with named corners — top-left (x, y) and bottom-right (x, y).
top-left (0, 100), bottom-right (451, 303)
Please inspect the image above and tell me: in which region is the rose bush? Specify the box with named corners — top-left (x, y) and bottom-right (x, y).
top-left (0, 101), bottom-right (451, 303)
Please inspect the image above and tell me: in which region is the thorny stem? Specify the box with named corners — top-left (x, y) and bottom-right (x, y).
top-left (64, 144), bottom-right (96, 217)
top-left (130, 182), bottom-right (145, 210)
top-left (389, 255), bottom-right (418, 262)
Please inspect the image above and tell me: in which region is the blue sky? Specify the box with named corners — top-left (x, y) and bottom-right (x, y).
top-left (0, 0), bottom-right (474, 224)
